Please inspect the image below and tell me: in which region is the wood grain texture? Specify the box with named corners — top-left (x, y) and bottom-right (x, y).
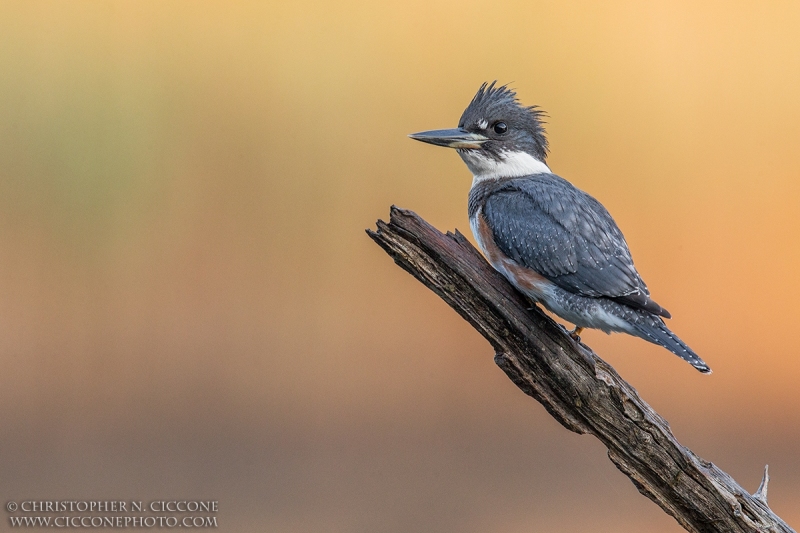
top-left (367, 206), bottom-right (794, 533)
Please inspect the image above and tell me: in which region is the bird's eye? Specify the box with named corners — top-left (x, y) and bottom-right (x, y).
top-left (493, 122), bottom-right (508, 134)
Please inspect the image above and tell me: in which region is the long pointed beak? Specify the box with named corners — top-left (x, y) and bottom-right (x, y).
top-left (408, 128), bottom-right (488, 149)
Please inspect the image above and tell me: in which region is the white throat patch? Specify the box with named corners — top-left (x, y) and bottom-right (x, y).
top-left (460, 149), bottom-right (551, 185)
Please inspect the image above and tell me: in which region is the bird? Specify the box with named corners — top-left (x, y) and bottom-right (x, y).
top-left (408, 82), bottom-right (710, 374)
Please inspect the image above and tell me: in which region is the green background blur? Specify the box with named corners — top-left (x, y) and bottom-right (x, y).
top-left (1, 1), bottom-right (799, 531)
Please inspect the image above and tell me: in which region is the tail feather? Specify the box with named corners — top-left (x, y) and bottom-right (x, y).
top-left (631, 317), bottom-right (711, 374)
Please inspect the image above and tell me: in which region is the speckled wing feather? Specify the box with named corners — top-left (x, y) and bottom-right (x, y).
top-left (482, 175), bottom-right (670, 318)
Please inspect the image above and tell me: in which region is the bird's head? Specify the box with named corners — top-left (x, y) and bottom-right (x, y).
top-left (409, 82), bottom-right (550, 181)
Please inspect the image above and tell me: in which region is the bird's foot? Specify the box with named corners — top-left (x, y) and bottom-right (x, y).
top-left (569, 327), bottom-right (584, 341)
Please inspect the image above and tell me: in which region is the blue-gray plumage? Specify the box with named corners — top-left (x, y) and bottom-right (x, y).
top-left (409, 82), bottom-right (711, 373)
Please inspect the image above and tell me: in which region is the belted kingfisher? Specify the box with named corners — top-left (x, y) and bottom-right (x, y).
top-left (408, 82), bottom-right (710, 373)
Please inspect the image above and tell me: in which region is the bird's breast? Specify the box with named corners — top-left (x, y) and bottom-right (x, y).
top-left (470, 210), bottom-right (552, 298)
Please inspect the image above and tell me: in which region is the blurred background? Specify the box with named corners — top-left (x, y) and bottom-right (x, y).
top-left (0, 1), bottom-right (798, 531)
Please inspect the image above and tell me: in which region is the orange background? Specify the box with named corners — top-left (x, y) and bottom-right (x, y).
top-left (0, 1), bottom-right (798, 531)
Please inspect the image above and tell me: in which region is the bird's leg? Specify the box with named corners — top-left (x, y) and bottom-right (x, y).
top-left (569, 327), bottom-right (584, 341)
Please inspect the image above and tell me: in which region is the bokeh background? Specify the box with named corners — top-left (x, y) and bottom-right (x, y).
top-left (0, 1), bottom-right (798, 531)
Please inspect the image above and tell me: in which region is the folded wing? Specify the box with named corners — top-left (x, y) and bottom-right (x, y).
top-left (482, 175), bottom-right (670, 318)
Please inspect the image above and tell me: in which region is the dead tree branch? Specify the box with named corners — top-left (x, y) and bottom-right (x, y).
top-left (367, 206), bottom-right (794, 533)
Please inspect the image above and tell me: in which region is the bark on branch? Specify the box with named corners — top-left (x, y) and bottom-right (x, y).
top-left (367, 206), bottom-right (794, 533)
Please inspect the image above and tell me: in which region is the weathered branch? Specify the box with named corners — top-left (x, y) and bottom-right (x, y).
top-left (367, 206), bottom-right (794, 533)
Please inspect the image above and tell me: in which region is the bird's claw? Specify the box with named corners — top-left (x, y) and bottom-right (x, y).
top-left (569, 327), bottom-right (584, 341)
